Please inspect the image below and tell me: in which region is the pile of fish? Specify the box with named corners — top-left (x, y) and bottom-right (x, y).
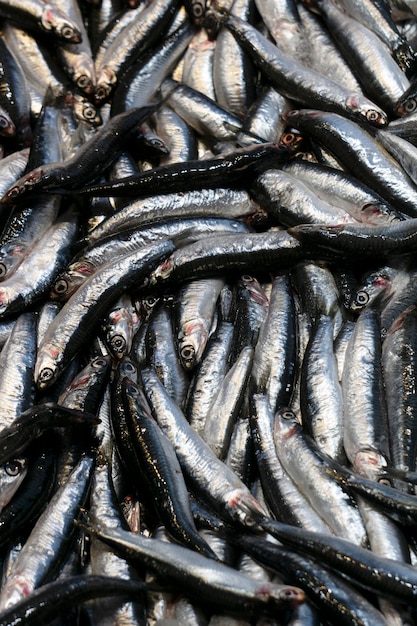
top-left (4, 0), bottom-right (417, 623)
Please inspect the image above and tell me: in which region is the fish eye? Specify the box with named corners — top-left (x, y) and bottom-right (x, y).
top-left (127, 383), bottom-right (138, 396)
top-left (354, 291), bottom-right (369, 306)
top-left (285, 110), bottom-right (300, 119)
top-left (82, 104), bottom-right (97, 120)
top-left (404, 99), bottom-right (417, 113)
top-left (192, 0), bottom-right (205, 17)
top-left (281, 409), bottom-right (295, 420)
top-left (180, 344), bottom-right (195, 365)
top-left (123, 362), bottom-right (136, 375)
top-left (143, 295), bottom-right (159, 309)
top-left (39, 367), bottom-right (54, 383)
top-left (7, 187), bottom-right (21, 199)
top-left (110, 335), bottom-right (126, 353)
top-left (53, 278), bottom-right (69, 295)
top-left (365, 109), bottom-right (382, 123)
top-left (61, 25), bottom-right (75, 40)
top-left (0, 263), bottom-right (7, 279)
top-left (5, 459), bottom-right (25, 476)
top-left (0, 116), bottom-right (9, 129)
top-left (76, 75), bottom-right (91, 90)
top-left (93, 357), bottom-right (107, 368)
top-left (377, 477), bottom-right (392, 487)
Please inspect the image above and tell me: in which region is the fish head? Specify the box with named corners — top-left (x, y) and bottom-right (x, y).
top-left (0, 458), bottom-right (27, 510)
top-left (35, 345), bottom-right (62, 389)
top-left (345, 95), bottom-right (388, 127)
top-left (396, 96), bottom-right (417, 117)
top-left (0, 168), bottom-right (46, 204)
top-left (69, 96), bottom-right (102, 127)
top-left (178, 321), bottom-right (209, 370)
top-left (72, 55), bottom-right (96, 96)
top-left (40, 7), bottom-right (82, 43)
top-left (94, 67), bottom-right (117, 104)
top-left (274, 407), bottom-right (301, 441)
top-left (264, 583), bottom-right (306, 609)
top-left (50, 262), bottom-right (96, 301)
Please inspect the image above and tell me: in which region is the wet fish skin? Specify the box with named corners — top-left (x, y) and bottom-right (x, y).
top-left (0, 403), bottom-right (98, 467)
top-left (79, 517), bottom-right (306, 616)
top-left (35, 238), bottom-right (176, 389)
top-left (229, 531), bottom-right (390, 626)
top-left (1, 103), bottom-right (160, 204)
top-left (70, 142), bottom-right (290, 198)
top-left (284, 108), bottom-right (417, 218)
top-left (222, 13), bottom-right (388, 127)
top-left (122, 378), bottom-right (218, 559)
top-left (0, 452), bottom-right (95, 610)
top-left (0, 575), bottom-right (148, 626)
top-left (141, 366), bottom-right (268, 528)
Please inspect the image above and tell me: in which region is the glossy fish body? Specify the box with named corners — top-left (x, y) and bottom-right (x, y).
top-left (141, 366), bottom-right (267, 527)
top-left (81, 518), bottom-right (306, 616)
top-left (0, 452), bottom-right (95, 610)
top-left (342, 307), bottom-right (389, 474)
top-left (35, 238), bottom-right (175, 389)
top-left (123, 379), bottom-right (217, 559)
top-left (223, 14), bottom-right (387, 126)
top-left (300, 313), bottom-right (344, 461)
top-left (174, 277), bottom-right (225, 371)
top-left (74, 142), bottom-right (289, 199)
top-left (310, 0), bottom-right (410, 115)
top-left (1, 103), bottom-right (159, 203)
top-left (274, 408), bottom-right (367, 544)
top-left (285, 108), bottom-right (417, 217)
top-left (383, 305), bottom-right (417, 473)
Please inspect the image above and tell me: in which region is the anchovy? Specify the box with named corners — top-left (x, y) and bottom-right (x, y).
top-left (0, 575), bottom-right (148, 626)
top-left (35, 238), bottom-right (175, 389)
top-left (284, 108), bottom-right (417, 217)
top-left (308, 0), bottom-right (410, 115)
top-left (69, 142), bottom-right (289, 198)
top-left (141, 366), bottom-right (268, 527)
top-left (0, 0), bottom-right (82, 43)
top-left (79, 517), bottom-right (306, 616)
top-left (122, 379), bottom-right (218, 559)
top-left (222, 13), bottom-right (387, 126)
top-left (0, 452), bottom-right (95, 610)
top-left (259, 516), bottom-right (417, 605)
top-left (0, 403), bottom-right (98, 466)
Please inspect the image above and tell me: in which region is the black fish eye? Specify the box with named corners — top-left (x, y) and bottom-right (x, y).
top-left (281, 409), bottom-right (295, 420)
top-left (144, 295), bottom-right (158, 308)
top-left (180, 344), bottom-right (195, 363)
top-left (0, 263), bottom-right (7, 279)
top-left (61, 25), bottom-right (75, 39)
top-left (83, 105), bottom-right (97, 120)
top-left (5, 459), bottom-right (25, 476)
top-left (93, 358), bottom-right (107, 368)
top-left (77, 75), bottom-right (90, 90)
top-left (405, 99), bottom-right (417, 113)
top-left (192, 1), bottom-right (205, 17)
top-left (365, 109), bottom-right (380, 122)
top-left (53, 279), bottom-right (68, 294)
top-left (0, 116), bottom-right (8, 129)
top-left (111, 335), bottom-right (126, 352)
top-left (355, 291), bottom-right (369, 306)
top-left (127, 383), bottom-right (138, 396)
top-left (39, 367), bottom-right (54, 382)
top-left (123, 362), bottom-right (136, 375)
